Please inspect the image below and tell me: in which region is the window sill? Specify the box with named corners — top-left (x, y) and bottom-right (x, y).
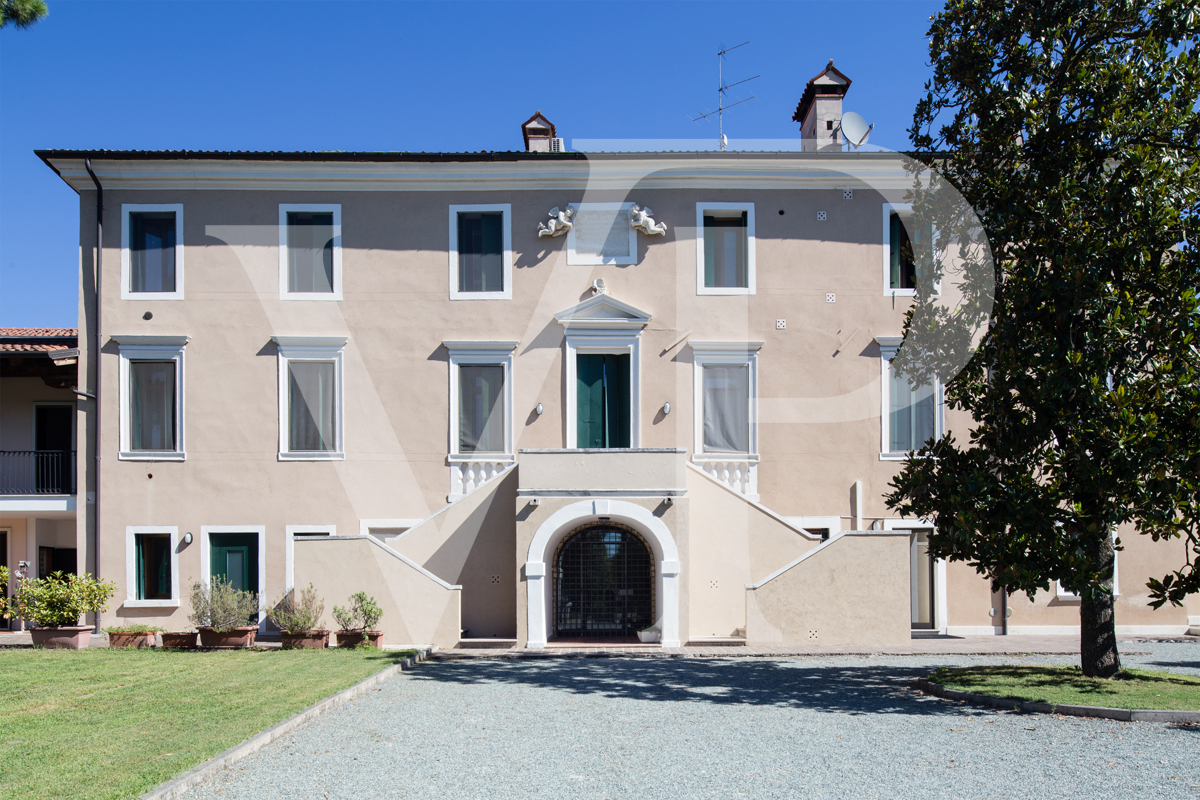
top-left (279, 451), bottom-right (345, 461)
top-left (123, 599), bottom-right (180, 608)
top-left (119, 451), bottom-right (186, 462)
top-left (885, 288), bottom-right (917, 298)
top-left (879, 452), bottom-right (915, 461)
top-left (280, 292), bottom-right (342, 302)
top-left (120, 291), bottom-right (184, 301)
top-left (697, 286), bottom-right (754, 296)
top-left (449, 290), bottom-right (512, 301)
top-left (448, 454), bottom-right (515, 463)
top-left (693, 453), bottom-right (759, 462)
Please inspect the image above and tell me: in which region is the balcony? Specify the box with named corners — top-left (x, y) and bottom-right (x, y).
top-left (0, 451), bottom-right (76, 495)
top-left (517, 448), bottom-right (687, 496)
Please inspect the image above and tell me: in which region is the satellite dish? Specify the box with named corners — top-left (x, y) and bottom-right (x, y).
top-left (840, 111), bottom-right (874, 148)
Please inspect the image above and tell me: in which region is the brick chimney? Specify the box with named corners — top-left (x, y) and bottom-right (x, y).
top-left (521, 111), bottom-right (560, 153)
top-left (793, 60), bottom-right (852, 151)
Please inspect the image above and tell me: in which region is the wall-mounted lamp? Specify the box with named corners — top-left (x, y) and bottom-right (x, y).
top-left (535, 403), bottom-right (543, 415)
top-left (662, 402), bottom-right (671, 415)
top-left (183, 532), bottom-right (193, 545)
top-left (528, 498), bottom-right (540, 507)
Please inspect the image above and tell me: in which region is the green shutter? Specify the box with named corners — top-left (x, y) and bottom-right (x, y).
top-left (890, 213), bottom-right (902, 289)
top-left (136, 536), bottom-right (146, 600)
top-left (209, 533), bottom-right (259, 594)
top-left (607, 353), bottom-right (631, 448)
top-left (576, 354), bottom-right (631, 448)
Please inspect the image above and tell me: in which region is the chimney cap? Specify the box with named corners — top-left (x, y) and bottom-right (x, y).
top-left (521, 110), bottom-right (557, 151)
top-left (792, 59), bottom-right (852, 124)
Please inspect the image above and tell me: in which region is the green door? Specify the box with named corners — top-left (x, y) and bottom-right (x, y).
top-left (576, 353), bottom-right (630, 448)
top-left (210, 533), bottom-right (258, 593)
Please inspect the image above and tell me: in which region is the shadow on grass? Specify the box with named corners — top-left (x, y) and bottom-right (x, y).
top-left (932, 665), bottom-right (1200, 707)
top-left (408, 657), bottom-right (968, 717)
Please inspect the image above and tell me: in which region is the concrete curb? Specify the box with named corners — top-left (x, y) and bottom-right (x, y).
top-left (139, 647), bottom-right (431, 800)
top-left (913, 677), bottom-right (1200, 723)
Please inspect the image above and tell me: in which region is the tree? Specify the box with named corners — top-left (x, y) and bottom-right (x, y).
top-left (0, 0), bottom-right (47, 29)
top-left (886, 0), bottom-right (1200, 678)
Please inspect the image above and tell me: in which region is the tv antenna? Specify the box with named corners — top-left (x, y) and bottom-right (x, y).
top-left (692, 41), bottom-right (759, 151)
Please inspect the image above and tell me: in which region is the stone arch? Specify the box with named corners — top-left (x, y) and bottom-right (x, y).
top-left (525, 500), bottom-right (680, 648)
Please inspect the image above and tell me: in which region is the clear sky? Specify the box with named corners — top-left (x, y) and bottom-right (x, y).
top-left (0, 0), bottom-right (943, 329)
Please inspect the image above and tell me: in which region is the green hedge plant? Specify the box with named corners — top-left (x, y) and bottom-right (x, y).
top-left (188, 576), bottom-right (258, 633)
top-left (268, 584), bottom-right (325, 634)
top-left (15, 571), bottom-right (116, 628)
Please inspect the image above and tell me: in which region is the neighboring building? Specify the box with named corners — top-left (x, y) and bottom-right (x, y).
top-left (0, 329), bottom-right (81, 628)
top-left (31, 65), bottom-right (1196, 646)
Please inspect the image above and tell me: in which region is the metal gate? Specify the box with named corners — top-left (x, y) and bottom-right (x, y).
top-left (554, 523), bottom-right (654, 639)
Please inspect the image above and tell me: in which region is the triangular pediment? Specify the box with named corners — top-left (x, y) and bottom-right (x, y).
top-left (554, 292), bottom-right (652, 330)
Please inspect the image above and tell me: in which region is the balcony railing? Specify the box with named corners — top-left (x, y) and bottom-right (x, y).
top-left (0, 451), bottom-right (76, 495)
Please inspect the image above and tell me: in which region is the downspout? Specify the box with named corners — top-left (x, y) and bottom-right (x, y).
top-left (84, 157), bottom-right (102, 634)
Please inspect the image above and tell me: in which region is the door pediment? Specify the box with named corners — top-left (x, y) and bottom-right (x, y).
top-left (554, 292), bottom-right (652, 330)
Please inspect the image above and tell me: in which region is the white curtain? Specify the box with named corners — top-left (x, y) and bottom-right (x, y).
top-left (130, 361), bottom-right (175, 451)
top-left (289, 361), bottom-right (336, 451)
top-left (459, 364), bottom-right (505, 452)
top-left (889, 363), bottom-right (936, 451)
top-left (703, 364), bottom-right (749, 453)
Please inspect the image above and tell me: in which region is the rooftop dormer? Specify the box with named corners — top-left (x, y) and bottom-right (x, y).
top-left (521, 111), bottom-right (560, 153)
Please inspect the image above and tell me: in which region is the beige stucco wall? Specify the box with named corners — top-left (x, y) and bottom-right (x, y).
top-left (293, 536), bottom-right (460, 646)
top-left (746, 531), bottom-right (910, 646)
top-left (390, 468), bottom-right (518, 638)
top-left (686, 465), bottom-right (820, 638)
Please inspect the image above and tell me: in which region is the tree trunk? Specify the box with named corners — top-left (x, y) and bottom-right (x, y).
top-left (1079, 532), bottom-right (1121, 678)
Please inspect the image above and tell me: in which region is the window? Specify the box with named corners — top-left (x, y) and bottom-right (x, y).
top-left (448, 204), bottom-right (512, 300)
top-left (882, 203), bottom-right (932, 296)
top-left (446, 342), bottom-right (515, 458)
top-left (114, 335), bottom-right (188, 461)
top-left (691, 342), bottom-right (761, 500)
top-left (124, 526), bottom-right (179, 607)
top-left (876, 336), bottom-right (942, 459)
top-left (696, 203), bottom-right (755, 295)
top-left (272, 337), bottom-right (346, 460)
top-left (279, 205), bottom-right (342, 300)
top-left (121, 204), bottom-right (184, 300)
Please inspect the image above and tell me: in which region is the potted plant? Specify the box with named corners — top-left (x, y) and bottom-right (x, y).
top-left (104, 623), bottom-right (158, 649)
top-left (161, 631), bottom-right (197, 649)
top-left (268, 584), bottom-right (329, 649)
top-left (637, 624), bottom-right (661, 644)
top-left (15, 571), bottom-right (116, 649)
top-left (189, 576), bottom-right (259, 648)
top-left (333, 591), bottom-right (384, 648)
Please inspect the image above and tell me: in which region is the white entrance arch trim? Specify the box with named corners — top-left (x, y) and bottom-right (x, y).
top-left (525, 500), bottom-right (680, 649)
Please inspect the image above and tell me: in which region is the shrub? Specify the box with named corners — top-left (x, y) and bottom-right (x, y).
top-left (15, 571), bottom-right (116, 628)
top-left (188, 576), bottom-right (258, 633)
top-left (103, 624), bottom-right (158, 634)
top-left (0, 565), bottom-right (10, 620)
top-left (268, 584), bottom-right (325, 633)
top-left (331, 592), bottom-right (383, 631)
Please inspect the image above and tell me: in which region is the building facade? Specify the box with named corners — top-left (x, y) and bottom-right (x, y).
top-left (29, 68), bottom-right (1197, 646)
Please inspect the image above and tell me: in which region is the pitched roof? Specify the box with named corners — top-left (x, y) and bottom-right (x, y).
top-left (0, 328), bottom-right (78, 355)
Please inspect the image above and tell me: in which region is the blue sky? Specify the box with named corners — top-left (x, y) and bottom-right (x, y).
top-left (0, 0), bottom-right (943, 328)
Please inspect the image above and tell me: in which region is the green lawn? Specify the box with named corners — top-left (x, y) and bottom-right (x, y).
top-left (929, 665), bottom-right (1200, 710)
top-left (0, 646), bottom-right (416, 800)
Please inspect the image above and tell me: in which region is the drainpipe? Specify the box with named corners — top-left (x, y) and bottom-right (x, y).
top-left (84, 157), bottom-right (103, 635)
top-left (1001, 590), bottom-right (1008, 636)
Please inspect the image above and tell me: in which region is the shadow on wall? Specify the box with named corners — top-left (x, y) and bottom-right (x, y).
top-left (408, 658), bottom-right (977, 717)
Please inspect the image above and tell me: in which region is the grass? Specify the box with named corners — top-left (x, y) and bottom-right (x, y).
top-left (0, 646), bottom-right (416, 800)
top-left (929, 665), bottom-right (1200, 711)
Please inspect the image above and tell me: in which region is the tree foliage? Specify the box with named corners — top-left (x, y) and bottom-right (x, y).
top-left (0, 0), bottom-right (47, 30)
top-left (887, 0), bottom-right (1200, 677)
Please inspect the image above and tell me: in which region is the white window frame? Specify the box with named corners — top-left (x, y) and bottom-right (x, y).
top-left (883, 518), bottom-right (947, 635)
top-left (563, 329), bottom-right (642, 449)
top-left (882, 203), bottom-right (916, 297)
top-left (448, 204), bottom-right (512, 301)
top-left (200, 525), bottom-right (267, 629)
top-left (278, 204), bottom-right (343, 301)
top-left (1057, 530), bottom-right (1121, 600)
top-left (121, 203), bottom-right (184, 301)
top-left (445, 341), bottom-right (517, 462)
top-left (285, 524), bottom-right (335, 592)
top-left (695, 202), bottom-right (756, 296)
top-left (691, 342), bottom-right (762, 459)
top-left (113, 335), bottom-right (188, 462)
top-left (272, 336), bottom-right (347, 461)
top-left (124, 526), bottom-right (180, 608)
top-left (876, 335), bottom-right (944, 461)
top-left (566, 202), bottom-right (638, 266)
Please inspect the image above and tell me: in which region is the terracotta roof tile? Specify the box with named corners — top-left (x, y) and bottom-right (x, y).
top-left (0, 328), bottom-right (79, 355)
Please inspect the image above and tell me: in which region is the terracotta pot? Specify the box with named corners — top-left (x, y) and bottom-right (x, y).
top-left (107, 631), bottom-right (157, 649)
top-left (30, 626), bottom-right (93, 650)
top-left (198, 626), bottom-right (258, 648)
top-left (281, 630), bottom-right (329, 649)
top-left (161, 632), bottom-right (197, 649)
top-left (335, 629), bottom-right (383, 648)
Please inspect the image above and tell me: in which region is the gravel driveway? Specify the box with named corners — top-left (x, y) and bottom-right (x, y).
top-left (182, 643), bottom-right (1200, 800)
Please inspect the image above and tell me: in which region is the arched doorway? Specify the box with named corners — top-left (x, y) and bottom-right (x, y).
top-left (553, 523), bottom-right (654, 639)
